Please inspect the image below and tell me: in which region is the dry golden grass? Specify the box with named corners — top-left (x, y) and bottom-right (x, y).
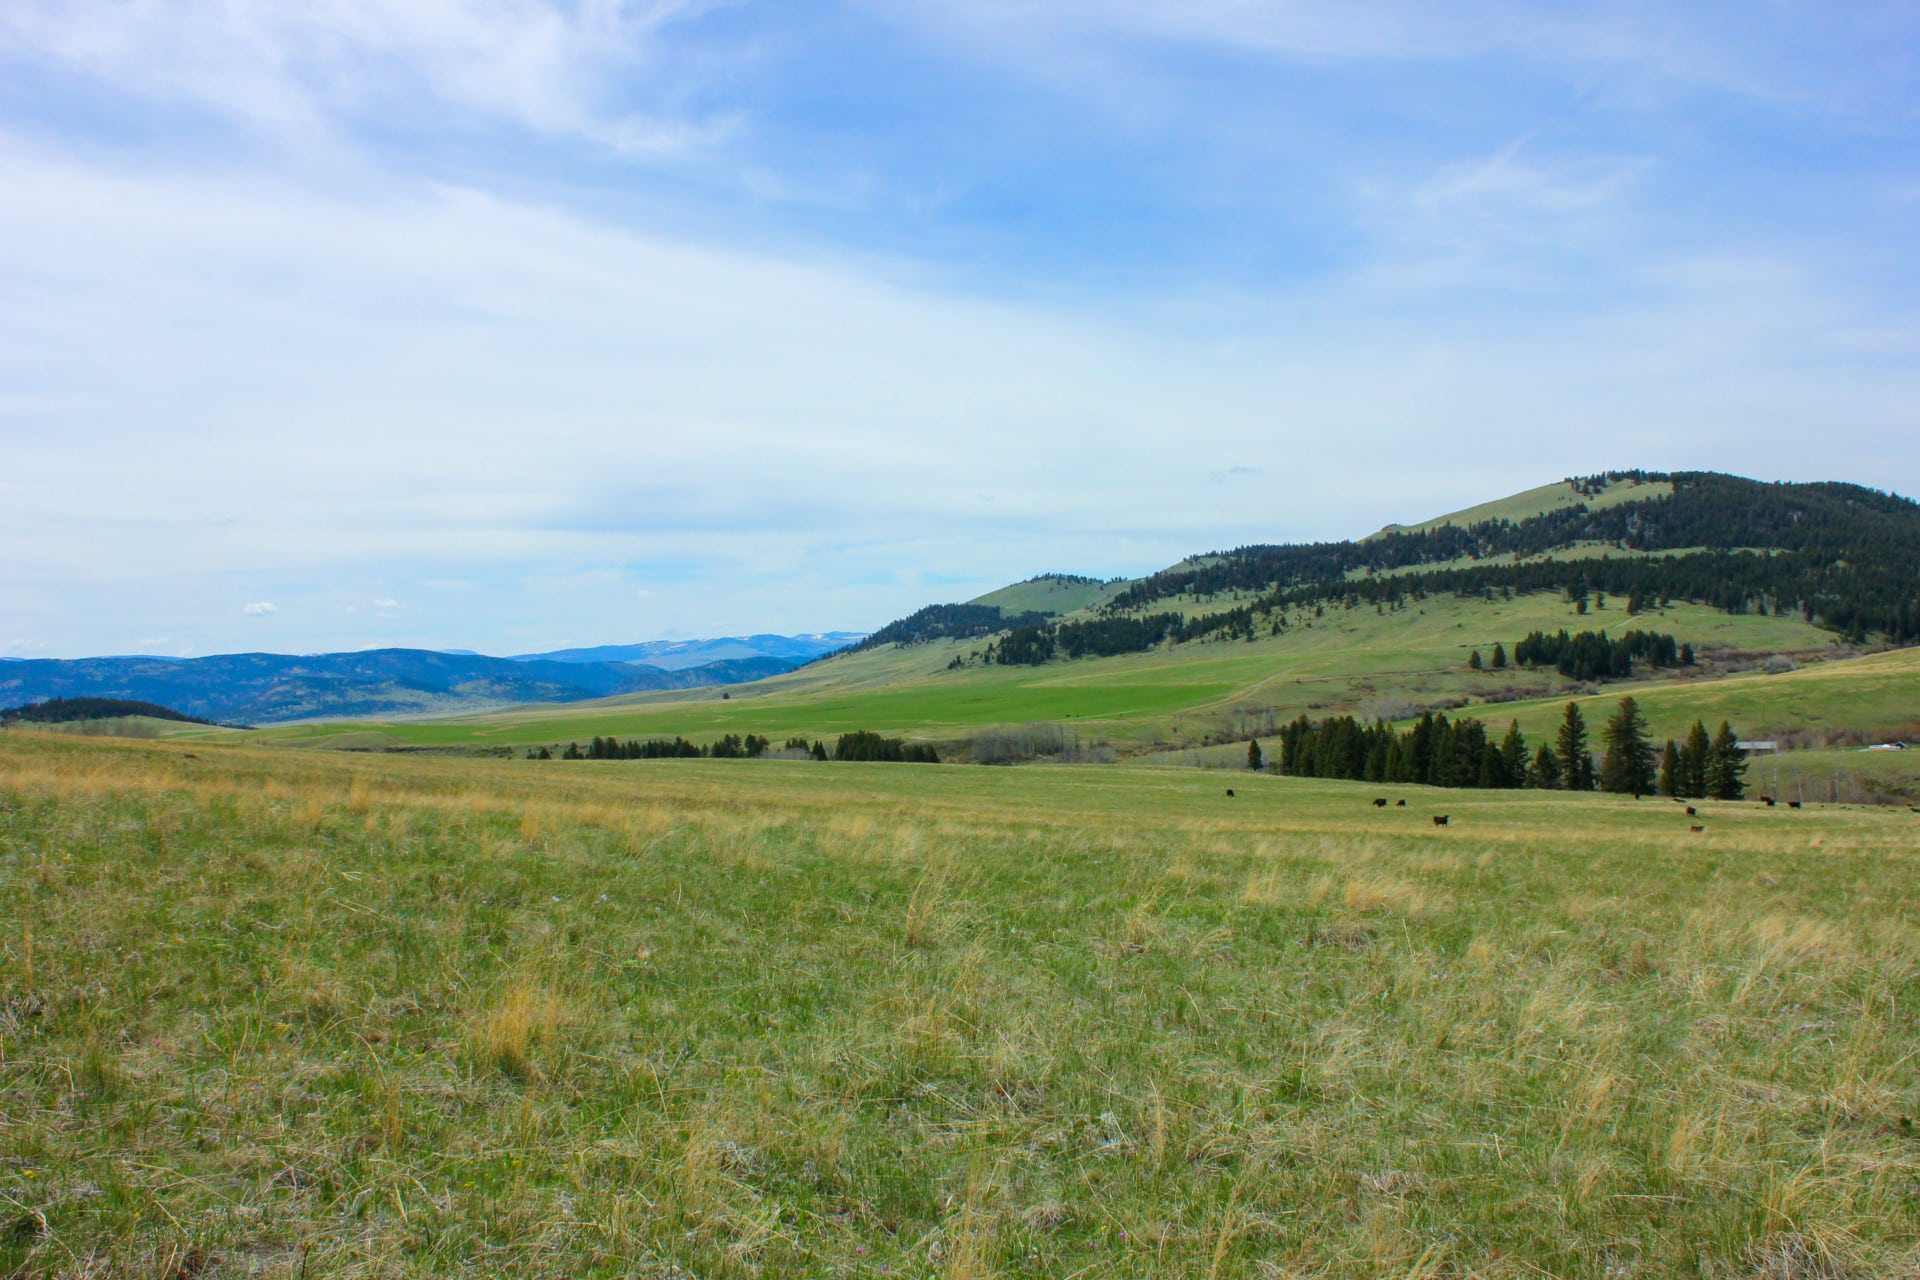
top-left (3, 734), bottom-right (1920, 1278)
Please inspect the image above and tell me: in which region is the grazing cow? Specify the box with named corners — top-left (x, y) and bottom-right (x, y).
top-left (1788, 800), bottom-right (1802, 809)
top-left (1761, 796), bottom-right (1776, 806)
top-left (1372, 798), bottom-right (1388, 808)
top-left (1690, 824), bottom-right (1705, 833)
top-left (1432, 815), bottom-right (1449, 827)
top-left (182, 752), bottom-right (200, 760)
top-left (1685, 806), bottom-right (1697, 816)
top-left (1225, 788), bottom-right (1235, 797)
top-left (1396, 799), bottom-right (1406, 807)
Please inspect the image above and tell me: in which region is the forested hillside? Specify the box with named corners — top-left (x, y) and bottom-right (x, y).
top-left (840, 472), bottom-right (1920, 672)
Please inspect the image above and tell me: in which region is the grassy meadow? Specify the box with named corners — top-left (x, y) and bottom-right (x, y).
top-left (4, 734), bottom-right (1918, 1277)
top-left (227, 593), bottom-right (1848, 759)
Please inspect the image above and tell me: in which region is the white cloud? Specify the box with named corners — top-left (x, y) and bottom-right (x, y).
top-left (2, 4), bottom-right (1916, 657)
top-left (0, 0), bottom-right (729, 153)
top-left (242, 601), bottom-right (278, 616)
top-left (3, 129), bottom-right (1913, 657)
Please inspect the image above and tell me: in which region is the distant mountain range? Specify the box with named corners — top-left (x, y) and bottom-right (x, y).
top-left (0, 633), bottom-right (864, 725)
top-left (512, 633), bottom-right (864, 670)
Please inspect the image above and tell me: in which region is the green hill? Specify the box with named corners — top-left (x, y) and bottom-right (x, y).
top-left (1367, 474), bottom-right (1673, 539)
top-left (214, 470), bottom-right (1920, 799)
top-left (968, 574), bottom-right (1129, 617)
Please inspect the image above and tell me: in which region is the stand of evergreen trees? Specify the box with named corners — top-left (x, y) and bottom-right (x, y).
top-left (1278, 697), bottom-right (1746, 798)
top-left (1278, 711), bottom-right (1534, 789)
top-left (1656, 720), bottom-right (1748, 799)
top-left (986, 624), bottom-right (1057, 665)
top-left (580, 735), bottom-right (704, 759)
top-left (543, 732), bottom-right (934, 762)
top-left (844, 603), bottom-right (1051, 654)
top-left (1512, 628), bottom-right (1687, 681)
top-left (832, 730), bottom-right (939, 763)
top-left (1, 696), bottom-right (213, 726)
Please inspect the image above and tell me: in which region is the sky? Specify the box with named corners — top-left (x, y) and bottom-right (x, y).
top-left (3, 1), bottom-right (1917, 659)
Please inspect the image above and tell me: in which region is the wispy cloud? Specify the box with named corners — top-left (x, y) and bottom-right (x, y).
top-left (2, 2), bottom-right (1916, 657)
top-left (0, 0), bottom-right (733, 153)
top-left (242, 602), bottom-right (278, 616)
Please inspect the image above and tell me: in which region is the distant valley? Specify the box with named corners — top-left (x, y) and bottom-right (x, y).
top-left (0, 633), bottom-right (865, 725)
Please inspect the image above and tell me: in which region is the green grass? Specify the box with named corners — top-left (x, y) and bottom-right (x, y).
top-left (3, 734), bottom-right (1917, 1277)
top-left (1368, 476), bottom-right (1673, 539)
top-left (968, 576), bottom-right (1128, 617)
top-left (230, 593), bottom-right (1842, 758)
top-left (1479, 645), bottom-right (1920, 753)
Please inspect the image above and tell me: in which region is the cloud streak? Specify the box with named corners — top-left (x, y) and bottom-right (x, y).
top-left (1, 3), bottom-right (1916, 657)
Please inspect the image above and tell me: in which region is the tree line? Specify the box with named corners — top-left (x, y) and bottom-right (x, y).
top-left (1512, 628), bottom-right (1690, 681)
top-left (1, 696), bottom-right (214, 726)
top-left (534, 731), bottom-right (935, 764)
top-left (1100, 472), bottom-right (1920, 644)
top-left (1270, 697), bottom-right (1745, 797)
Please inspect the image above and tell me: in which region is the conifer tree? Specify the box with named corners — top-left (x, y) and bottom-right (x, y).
top-left (1247, 739), bottom-right (1264, 771)
top-left (1682, 720), bottom-right (1712, 798)
top-left (1499, 720), bottom-right (1527, 788)
top-left (1659, 741), bottom-right (1681, 796)
top-left (1600, 696), bottom-right (1658, 795)
top-left (1491, 641), bottom-right (1508, 669)
top-left (1528, 744), bottom-right (1561, 789)
top-left (1469, 649), bottom-right (1483, 670)
top-left (1706, 721), bottom-right (1748, 800)
top-left (1556, 702), bottom-right (1594, 791)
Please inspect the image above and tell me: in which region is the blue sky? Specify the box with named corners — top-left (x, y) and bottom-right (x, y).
top-left (3, 1), bottom-right (1917, 658)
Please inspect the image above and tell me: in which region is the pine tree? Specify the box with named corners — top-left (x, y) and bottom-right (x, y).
top-left (1706, 721), bottom-right (1748, 800)
top-left (1682, 720), bottom-right (1711, 798)
top-left (1659, 741), bottom-right (1681, 796)
top-left (1556, 703), bottom-right (1594, 791)
top-left (1247, 738), bottom-right (1264, 771)
top-left (1599, 696), bottom-right (1658, 795)
top-left (1491, 641), bottom-right (1507, 669)
top-left (1499, 721), bottom-right (1527, 788)
top-left (1527, 744), bottom-right (1561, 789)
top-left (1469, 649), bottom-right (1483, 670)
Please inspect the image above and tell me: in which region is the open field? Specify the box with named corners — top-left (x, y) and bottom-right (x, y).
top-left (1481, 646), bottom-right (1920, 755)
top-left (226, 594), bottom-right (1845, 757)
top-left (1368, 477), bottom-right (1674, 540)
top-left (4, 734), bottom-right (1918, 1278)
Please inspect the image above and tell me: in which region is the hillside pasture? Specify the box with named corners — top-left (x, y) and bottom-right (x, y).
top-left (229, 594), bottom-right (1842, 759)
top-left (2, 735), bottom-right (1917, 1278)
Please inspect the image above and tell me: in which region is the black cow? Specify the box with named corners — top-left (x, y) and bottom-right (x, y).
top-left (1396, 799), bottom-right (1406, 807)
top-left (1372, 798), bottom-right (1388, 808)
top-left (1690, 825), bottom-right (1705, 833)
top-left (1761, 796), bottom-right (1776, 806)
top-left (1432, 815), bottom-right (1449, 827)
top-left (1685, 806), bottom-right (1697, 816)
top-left (1788, 800), bottom-right (1802, 809)
top-left (1225, 788), bottom-right (1235, 797)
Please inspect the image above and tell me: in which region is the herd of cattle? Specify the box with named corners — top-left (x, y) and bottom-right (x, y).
top-left (1217, 786), bottom-right (1905, 827)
